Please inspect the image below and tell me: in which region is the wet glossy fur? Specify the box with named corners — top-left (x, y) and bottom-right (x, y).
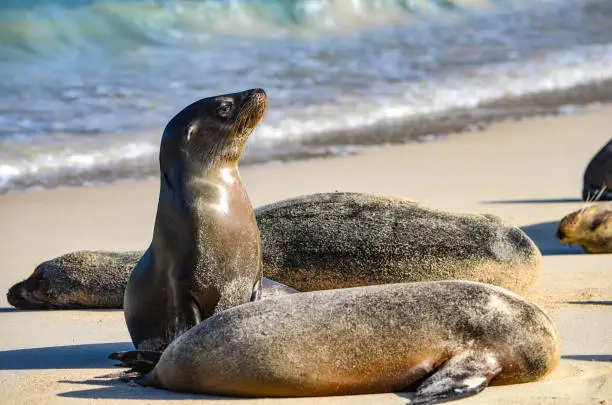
top-left (123, 89), bottom-right (267, 352)
top-left (582, 139), bottom-right (612, 201)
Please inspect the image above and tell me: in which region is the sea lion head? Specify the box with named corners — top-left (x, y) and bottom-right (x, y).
top-left (556, 202), bottom-right (612, 253)
top-left (7, 262), bottom-right (68, 309)
top-left (159, 88), bottom-right (267, 177)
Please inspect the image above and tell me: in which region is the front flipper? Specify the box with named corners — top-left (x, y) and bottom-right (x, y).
top-left (107, 350), bottom-right (162, 374)
top-left (250, 278), bottom-right (262, 301)
top-left (408, 351), bottom-right (502, 405)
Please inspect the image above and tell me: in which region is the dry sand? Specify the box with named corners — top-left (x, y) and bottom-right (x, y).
top-left (1, 105), bottom-right (611, 404)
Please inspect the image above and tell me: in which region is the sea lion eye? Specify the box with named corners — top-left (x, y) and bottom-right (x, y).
top-left (216, 101), bottom-right (233, 119)
top-left (590, 218), bottom-right (603, 232)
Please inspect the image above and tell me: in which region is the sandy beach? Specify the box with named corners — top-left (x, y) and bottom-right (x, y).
top-left (1, 105), bottom-right (610, 404)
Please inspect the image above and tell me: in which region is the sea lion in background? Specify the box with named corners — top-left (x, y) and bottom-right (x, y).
top-left (582, 138), bottom-right (611, 201)
top-left (112, 281), bottom-right (560, 404)
top-left (123, 88), bottom-right (267, 352)
top-left (556, 202), bottom-right (612, 253)
top-left (5, 251), bottom-right (296, 309)
top-left (6, 251), bottom-right (141, 309)
top-left (260, 192), bottom-right (542, 295)
top-left (7, 193), bottom-right (542, 309)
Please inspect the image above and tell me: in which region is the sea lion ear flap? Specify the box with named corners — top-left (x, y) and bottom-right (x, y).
top-left (407, 351), bottom-right (501, 405)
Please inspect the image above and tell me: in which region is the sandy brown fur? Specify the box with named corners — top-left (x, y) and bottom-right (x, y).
top-left (143, 281), bottom-right (561, 398)
top-left (6, 253), bottom-right (296, 310)
top-left (8, 193), bottom-right (542, 309)
top-left (557, 201), bottom-right (612, 253)
top-left (7, 251), bottom-right (141, 309)
top-left (258, 193), bottom-right (542, 295)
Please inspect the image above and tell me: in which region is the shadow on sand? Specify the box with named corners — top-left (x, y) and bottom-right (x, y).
top-left (0, 342), bottom-right (133, 370)
top-left (0, 307), bottom-right (123, 313)
top-left (566, 300), bottom-right (612, 306)
top-left (520, 221), bottom-right (585, 256)
top-left (482, 198), bottom-right (583, 204)
top-left (57, 378), bottom-right (234, 401)
top-left (0, 307), bottom-right (22, 313)
top-left (562, 355), bottom-right (612, 362)
top-left (58, 378), bottom-right (417, 401)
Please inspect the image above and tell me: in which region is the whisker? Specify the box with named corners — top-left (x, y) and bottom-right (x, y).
top-left (594, 185), bottom-right (607, 202)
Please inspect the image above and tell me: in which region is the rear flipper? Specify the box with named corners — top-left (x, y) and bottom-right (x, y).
top-left (105, 350), bottom-right (162, 374)
top-left (408, 351), bottom-right (502, 405)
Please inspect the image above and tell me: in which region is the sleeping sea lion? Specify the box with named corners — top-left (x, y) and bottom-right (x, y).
top-left (557, 202), bottom-right (612, 253)
top-left (111, 281), bottom-right (561, 405)
top-left (7, 193), bottom-right (543, 309)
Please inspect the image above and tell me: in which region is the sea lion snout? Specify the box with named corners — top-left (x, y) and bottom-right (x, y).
top-left (246, 88), bottom-right (267, 108)
top-left (242, 87), bottom-right (266, 102)
top-left (6, 282), bottom-right (26, 307)
top-left (7, 276), bottom-right (44, 309)
top-left (556, 228), bottom-right (567, 242)
top-left (557, 202), bottom-right (612, 253)
top-left (235, 88), bottom-right (267, 128)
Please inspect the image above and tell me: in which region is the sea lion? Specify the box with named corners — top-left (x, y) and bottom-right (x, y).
top-left (111, 281), bottom-right (560, 404)
top-left (7, 193), bottom-right (543, 309)
top-left (6, 251), bottom-right (140, 309)
top-left (257, 192), bottom-right (542, 295)
top-left (556, 202), bottom-right (612, 253)
top-left (123, 88), bottom-right (267, 352)
top-left (582, 138), bottom-right (611, 201)
top-left (5, 252), bottom-right (296, 309)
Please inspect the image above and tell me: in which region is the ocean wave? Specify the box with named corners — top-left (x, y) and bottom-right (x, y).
top-left (0, 0), bottom-right (548, 57)
top-left (253, 42), bottom-right (612, 147)
top-left (2, 41), bottom-right (612, 194)
top-left (2, 0), bottom-right (612, 193)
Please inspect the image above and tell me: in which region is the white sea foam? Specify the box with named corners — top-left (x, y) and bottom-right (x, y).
top-left (1, 0), bottom-right (611, 192)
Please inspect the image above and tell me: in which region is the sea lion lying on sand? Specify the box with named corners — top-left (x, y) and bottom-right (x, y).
top-left (557, 202), bottom-right (612, 253)
top-left (5, 251), bottom-right (296, 309)
top-left (8, 193), bottom-right (543, 309)
top-left (258, 192), bottom-right (541, 294)
top-left (109, 281), bottom-right (561, 405)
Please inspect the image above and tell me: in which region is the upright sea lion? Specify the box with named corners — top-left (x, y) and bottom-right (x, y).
top-left (556, 202), bottom-right (612, 253)
top-left (123, 88), bottom-right (267, 352)
top-left (7, 193), bottom-right (543, 309)
top-left (112, 281), bottom-right (560, 404)
top-left (582, 138), bottom-right (611, 201)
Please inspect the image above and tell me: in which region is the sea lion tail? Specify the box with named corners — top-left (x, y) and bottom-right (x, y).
top-left (406, 351), bottom-right (501, 405)
top-left (107, 350), bottom-right (162, 374)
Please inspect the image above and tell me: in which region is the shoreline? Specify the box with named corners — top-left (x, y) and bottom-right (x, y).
top-left (1, 104), bottom-right (611, 404)
top-left (3, 78), bottom-right (612, 195)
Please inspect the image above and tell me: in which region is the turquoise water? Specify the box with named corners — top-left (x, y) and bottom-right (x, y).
top-left (1, 0), bottom-right (612, 192)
